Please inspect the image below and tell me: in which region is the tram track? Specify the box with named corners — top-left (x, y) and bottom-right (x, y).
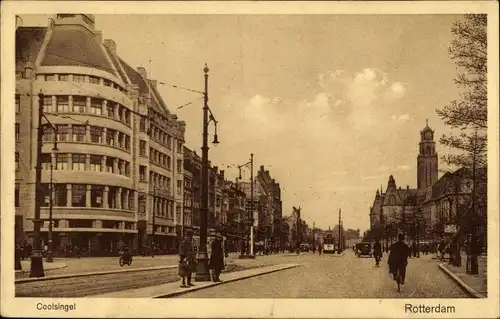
top-left (15, 263), bottom-right (255, 298)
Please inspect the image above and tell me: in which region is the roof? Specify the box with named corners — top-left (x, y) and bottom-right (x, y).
top-left (104, 47), bottom-right (129, 84)
top-left (16, 27), bottom-right (47, 73)
top-left (119, 57), bottom-right (149, 94)
top-left (149, 81), bottom-right (170, 115)
top-left (41, 25), bottom-right (116, 76)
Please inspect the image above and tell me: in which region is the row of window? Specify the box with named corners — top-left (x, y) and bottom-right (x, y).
top-left (138, 166), bottom-right (182, 195)
top-left (35, 73), bottom-right (127, 93)
top-left (139, 117), bottom-right (183, 154)
top-left (41, 95), bottom-right (132, 126)
top-left (138, 193), bottom-right (176, 218)
top-left (14, 183), bottom-right (135, 209)
top-left (36, 153), bottom-right (132, 176)
top-left (42, 124), bottom-right (131, 152)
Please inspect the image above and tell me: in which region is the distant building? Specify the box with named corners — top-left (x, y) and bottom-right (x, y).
top-left (369, 121), bottom-right (485, 249)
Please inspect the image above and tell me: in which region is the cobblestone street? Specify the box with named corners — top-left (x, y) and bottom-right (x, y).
top-left (179, 252), bottom-right (470, 298)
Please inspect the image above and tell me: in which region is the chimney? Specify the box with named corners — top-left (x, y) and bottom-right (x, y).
top-left (407, 185), bottom-right (409, 190)
top-left (94, 31), bottom-right (102, 45)
top-left (399, 187), bottom-right (401, 190)
top-left (214, 166), bottom-right (218, 173)
top-left (24, 62), bottom-right (34, 79)
top-left (220, 170), bottom-right (225, 179)
top-left (103, 39), bottom-right (116, 55)
top-left (260, 165), bottom-right (264, 172)
top-left (137, 66), bottom-right (147, 79)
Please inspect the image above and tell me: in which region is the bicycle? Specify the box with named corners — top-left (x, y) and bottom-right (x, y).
top-left (393, 267), bottom-right (402, 292)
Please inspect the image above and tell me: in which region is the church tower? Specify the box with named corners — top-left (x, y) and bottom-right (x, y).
top-left (417, 119), bottom-right (438, 190)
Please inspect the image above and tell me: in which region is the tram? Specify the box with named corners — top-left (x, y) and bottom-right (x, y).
top-left (323, 234), bottom-right (336, 254)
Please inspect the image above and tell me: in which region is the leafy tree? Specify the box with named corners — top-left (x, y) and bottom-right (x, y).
top-left (437, 14), bottom-right (487, 274)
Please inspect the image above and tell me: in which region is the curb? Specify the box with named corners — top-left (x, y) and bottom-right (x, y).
top-left (15, 263), bottom-right (68, 274)
top-left (437, 263), bottom-right (485, 298)
top-left (154, 264), bottom-right (300, 298)
top-left (15, 265), bottom-right (178, 284)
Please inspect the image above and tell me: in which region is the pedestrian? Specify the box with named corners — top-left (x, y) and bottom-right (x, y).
top-left (318, 244), bottom-right (322, 256)
top-left (209, 233), bottom-right (225, 282)
top-left (373, 238), bottom-right (383, 266)
top-left (26, 243), bottom-right (32, 258)
top-left (179, 230), bottom-right (196, 287)
top-left (20, 242), bottom-right (25, 261)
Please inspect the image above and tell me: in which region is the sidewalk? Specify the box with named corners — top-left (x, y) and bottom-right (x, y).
top-left (438, 254), bottom-right (487, 298)
top-left (15, 252), bottom-right (287, 281)
top-left (15, 255), bottom-right (180, 279)
top-left (92, 263), bottom-right (300, 298)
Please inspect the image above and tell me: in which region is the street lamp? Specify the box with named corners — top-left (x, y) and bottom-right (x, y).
top-left (195, 64), bottom-right (220, 281)
top-left (167, 64), bottom-right (219, 281)
top-left (237, 154), bottom-right (255, 258)
top-left (30, 92), bottom-right (58, 277)
top-left (46, 133), bottom-right (59, 263)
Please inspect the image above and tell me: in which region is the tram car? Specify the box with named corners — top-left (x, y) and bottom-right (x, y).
top-left (323, 234), bottom-right (336, 254)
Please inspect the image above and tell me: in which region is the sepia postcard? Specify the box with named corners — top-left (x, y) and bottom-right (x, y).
top-left (1, 1), bottom-right (499, 318)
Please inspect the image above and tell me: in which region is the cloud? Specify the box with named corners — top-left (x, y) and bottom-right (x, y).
top-left (392, 113), bottom-right (411, 122)
top-left (395, 165), bottom-right (411, 171)
top-left (317, 68), bottom-right (407, 131)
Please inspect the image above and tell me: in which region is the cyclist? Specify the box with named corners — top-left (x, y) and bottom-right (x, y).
top-left (388, 233), bottom-right (411, 285)
top-left (373, 238), bottom-right (383, 266)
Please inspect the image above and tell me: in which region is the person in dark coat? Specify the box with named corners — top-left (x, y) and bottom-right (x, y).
top-left (373, 238), bottom-right (383, 266)
top-left (209, 234), bottom-right (225, 282)
top-left (388, 234), bottom-right (411, 285)
top-left (179, 230), bottom-right (196, 287)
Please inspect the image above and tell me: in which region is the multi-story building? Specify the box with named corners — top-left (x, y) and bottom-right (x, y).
top-left (255, 165), bottom-right (283, 248)
top-left (14, 14), bottom-right (185, 256)
top-left (182, 147), bottom-right (201, 250)
top-left (226, 179), bottom-right (247, 252)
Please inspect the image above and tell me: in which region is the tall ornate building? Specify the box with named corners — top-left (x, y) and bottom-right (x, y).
top-left (417, 120), bottom-right (439, 190)
top-left (369, 121), bottom-right (438, 243)
top-left (15, 14), bottom-right (185, 256)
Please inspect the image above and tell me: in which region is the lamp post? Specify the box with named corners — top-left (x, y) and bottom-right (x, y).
top-left (45, 162), bottom-right (54, 262)
top-left (337, 208), bottom-right (342, 254)
top-left (237, 154), bottom-right (255, 258)
top-left (45, 126), bottom-right (59, 263)
top-left (196, 64), bottom-right (220, 281)
top-left (30, 92), bottom-right (58, 277)
top-left (151, 181), bottom-right (156, 258)
top-left (166, 64), bottom-right (219, 280)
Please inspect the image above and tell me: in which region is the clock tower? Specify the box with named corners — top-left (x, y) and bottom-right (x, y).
top-left (417, 119), bottom-right (438, 190)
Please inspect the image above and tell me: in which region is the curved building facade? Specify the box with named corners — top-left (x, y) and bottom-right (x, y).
top-left (15, 14), bottom-right (185, 256)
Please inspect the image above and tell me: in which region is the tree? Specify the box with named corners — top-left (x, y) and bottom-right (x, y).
top-left (437, 14), bottom-right (487, 275)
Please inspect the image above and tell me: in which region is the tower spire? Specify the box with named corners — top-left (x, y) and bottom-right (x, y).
top-left (426, 118), bottom-right (428, 126)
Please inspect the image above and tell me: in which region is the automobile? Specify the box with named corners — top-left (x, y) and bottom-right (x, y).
top-left (356, 242), bottom-right (372, 257)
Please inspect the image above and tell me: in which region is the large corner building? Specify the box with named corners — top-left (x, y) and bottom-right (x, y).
top-left (15, 14), bottom-right (185, 256)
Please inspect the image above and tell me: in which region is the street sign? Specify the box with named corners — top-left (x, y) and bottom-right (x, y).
top-left (253, 211), bottom-right (258, 227)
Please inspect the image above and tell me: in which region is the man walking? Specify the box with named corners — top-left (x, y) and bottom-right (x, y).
top-left (209, 233), bottom-right (225, 282)
top-left (179, 230), bottom-right (196, 287)
top-left (373, 238), bottom-right (383, 266)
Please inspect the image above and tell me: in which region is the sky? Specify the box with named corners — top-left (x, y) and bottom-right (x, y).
top-left (20, 14), bottom-right (465, 233)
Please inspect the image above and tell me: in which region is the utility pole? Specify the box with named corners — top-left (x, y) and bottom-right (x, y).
top-left (296, 207), bottom-right (301, 253)
top-left (338, 208), bottom-right (342, 253)
top-left (46, 162), bottom-right (54, 262)
top-left (30, 93), bottom-right (46, 278)
top-left (250, 153), bottom-right (254, 256)
top-left (469, 128), bottom-right (479, 274)
top-left (151, 181), bottom-right (155, 258)
top-left (312, 221), bottom-right (315, 248)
